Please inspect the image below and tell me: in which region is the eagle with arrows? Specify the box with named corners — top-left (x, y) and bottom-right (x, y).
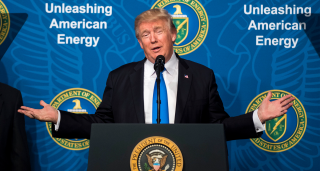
top-left (146, 150), bottom-right (170, 171)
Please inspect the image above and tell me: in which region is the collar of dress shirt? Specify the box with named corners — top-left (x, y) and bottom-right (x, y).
top-left (144, 53), bottom-right (178, 77)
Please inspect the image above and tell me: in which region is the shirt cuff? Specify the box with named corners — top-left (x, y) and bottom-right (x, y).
top-left (253, 109), bottom-right (265, 133)
top-left (54, 110), bottom-right (61, 131)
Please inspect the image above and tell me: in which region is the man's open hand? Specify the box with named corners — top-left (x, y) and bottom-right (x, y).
top-left (258, 91), bottom-right (295, 124)
top-left (18, 100), bottom-right (58, 124)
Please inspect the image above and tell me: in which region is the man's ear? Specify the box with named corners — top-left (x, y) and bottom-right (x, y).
top-left (138, 38), bottom-right (144, 49)
top-left (171, 30), bottom-right (177, 43)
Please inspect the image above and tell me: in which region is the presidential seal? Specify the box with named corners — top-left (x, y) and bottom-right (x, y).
top-left (130, 136), bottom-right (183, 171)
top-left (152, 0), bottom-right (208, 55)
top-left (46, 88), bottom-right (101, 150)
top-left (246, 90), bottom-right (307, 152)
top-left (0, 0), bottom-right (10, 45)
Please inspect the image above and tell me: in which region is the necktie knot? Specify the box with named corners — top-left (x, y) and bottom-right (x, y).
top-left (158, 68), bottom-right (166, 79)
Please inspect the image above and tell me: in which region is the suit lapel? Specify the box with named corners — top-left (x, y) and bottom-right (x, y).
top-left (130, 59), bottom-right (146, 123)
top-left (175, 55), bottom-right (192, 123)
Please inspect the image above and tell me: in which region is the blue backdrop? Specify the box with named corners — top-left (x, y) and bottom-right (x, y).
top-left (0, 0), bottom-right (319, 170)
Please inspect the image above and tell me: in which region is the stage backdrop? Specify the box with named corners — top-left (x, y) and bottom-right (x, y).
top-left (0, 0), bottom-right (319, 170)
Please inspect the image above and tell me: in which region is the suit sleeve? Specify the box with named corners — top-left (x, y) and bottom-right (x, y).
top-left (52, 71), bottom-right (115, 139)
top-left (207, 70), bottom-right (262, 141)
top-left (11, 91), bottom-right (31, 171)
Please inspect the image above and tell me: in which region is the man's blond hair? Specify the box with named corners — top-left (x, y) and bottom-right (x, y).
top-left (135, 8), bottom-right (176, 38)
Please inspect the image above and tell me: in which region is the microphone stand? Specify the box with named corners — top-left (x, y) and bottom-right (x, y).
top-left (156, 67), bottom-right (161, 124)
top-left (154, 55), bottom-right (165, 124)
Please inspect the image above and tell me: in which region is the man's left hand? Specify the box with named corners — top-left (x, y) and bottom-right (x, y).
top-left (258, 91), bottom-right (295, 124)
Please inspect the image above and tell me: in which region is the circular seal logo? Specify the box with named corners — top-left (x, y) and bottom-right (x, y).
top-left (246, 90), bottom-right (307, 152)
top-left (130, 136), bottom-right (183, 171)
top-left (0, 0), bottom-right (10, 45)
top-left (46, 88), bottom-right (101, 150)
top-left (151, 0), bottom-right (208, 55)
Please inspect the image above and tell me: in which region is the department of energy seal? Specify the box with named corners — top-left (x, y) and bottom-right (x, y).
top-left (152, 0), bottom-right (208, 55)
top-left (246, 90), bottom-right (307, 152)
top-left (0, 0), bottom-right (10, 45)
top-left (46, 88), bottom-right (101, 150)
top-left (130, 136), bottom-right (183, 171)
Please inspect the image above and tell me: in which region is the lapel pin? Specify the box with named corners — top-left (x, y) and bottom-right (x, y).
top-left (184, 75), bottom-right (189, 78)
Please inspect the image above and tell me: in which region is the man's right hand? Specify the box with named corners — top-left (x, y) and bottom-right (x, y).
top-left (18, 100), bottom-right (58, 124)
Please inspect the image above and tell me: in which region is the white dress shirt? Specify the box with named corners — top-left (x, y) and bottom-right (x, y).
top-left (55, 52), bottom-right (265, 132)
top-left (144, 52), bottom-right (178, 124)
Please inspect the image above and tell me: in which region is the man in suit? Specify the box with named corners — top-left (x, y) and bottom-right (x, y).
top-left (18, 9), bottom-right (295, 141)
top-left (0, 82), bottom-right (31, 171)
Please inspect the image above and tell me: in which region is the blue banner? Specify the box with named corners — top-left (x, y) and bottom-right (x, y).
top-left (0, 0), bottom-right (319, 170)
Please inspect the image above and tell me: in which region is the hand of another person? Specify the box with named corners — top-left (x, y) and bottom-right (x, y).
top-left (258, 91), bottom-right (295, 124)
top-left (18, 100), bottom-right (58, 124)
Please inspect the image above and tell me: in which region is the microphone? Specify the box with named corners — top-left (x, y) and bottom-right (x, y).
top-left (154, 55), bottom-right (165, 73)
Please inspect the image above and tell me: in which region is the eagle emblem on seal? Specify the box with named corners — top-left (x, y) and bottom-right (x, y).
top-left (146, 150), bottom-right (170, 171)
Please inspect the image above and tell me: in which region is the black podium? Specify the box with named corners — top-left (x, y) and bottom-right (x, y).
top-left (88, 124), bottom-right (228, 171)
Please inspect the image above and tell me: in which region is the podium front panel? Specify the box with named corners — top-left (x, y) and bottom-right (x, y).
top-left (88, 124), bottom-right (228, 171)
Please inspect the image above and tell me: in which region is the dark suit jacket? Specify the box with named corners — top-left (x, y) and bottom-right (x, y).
top-left (53, 55), bottom-right (262, 141)
top-left (0, 83), bottom-right (31, 171)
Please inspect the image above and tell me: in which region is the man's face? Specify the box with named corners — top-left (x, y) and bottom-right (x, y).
top-left (137, 19), bottom-right (177, 63)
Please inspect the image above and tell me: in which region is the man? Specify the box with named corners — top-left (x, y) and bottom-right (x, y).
top-left (0, 82), bottom-right (31, 171)
top-left (18, 9), bottom-right (294, 141)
